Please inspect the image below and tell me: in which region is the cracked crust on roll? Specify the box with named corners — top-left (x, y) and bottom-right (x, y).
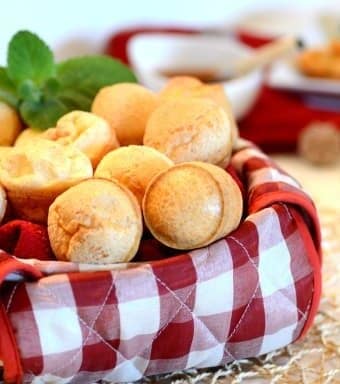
top-left (159, 78), bottom-right (239, 146)
top-left (0, 139), bottom-right (93, 223)
top-left (144, 98), bottom-right (233, 165)
top-left (43, 111), bottom-right (119, 168)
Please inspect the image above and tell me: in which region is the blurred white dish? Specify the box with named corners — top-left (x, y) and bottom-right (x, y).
top-left (237, 10), bottom-right (307, 36)
top-left (127, 33), bottom-right (263, 120)
top-left (268, 58), bottom-right (340, 95)
top-left (235, 9), bottom-right (324, 45)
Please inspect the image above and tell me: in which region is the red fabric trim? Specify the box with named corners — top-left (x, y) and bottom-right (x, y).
top-left (290, 209), bottom-right (322, 340)
top-left (249, 190), bottom-right (322, 260)
top-left (0, 252), bottom-right (43, 383)
top-left (0, 253), bottom-right (43, 283)
top-left (238, 86), bottom-right (340, 153)
top-left (0, 303), bottom-right (23, 384)
top-left (0, 220), bottom-right (54, 261)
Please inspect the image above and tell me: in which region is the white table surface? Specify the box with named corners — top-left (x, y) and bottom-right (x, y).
top-left (271, 154), bottom-right (340, 212)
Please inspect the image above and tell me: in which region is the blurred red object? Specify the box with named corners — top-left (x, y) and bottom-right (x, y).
top-left (0, 220), bottom-right (54, 261)
top-left (236, 31), bottom-right (340, 152)
top-left (236, 29), bottom-right (275, 48)
top-left (238, 86), bottom-right (340, 152)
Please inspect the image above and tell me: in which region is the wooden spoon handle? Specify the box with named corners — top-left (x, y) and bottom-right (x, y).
top-left (235, 36), bottom-right (298, 75)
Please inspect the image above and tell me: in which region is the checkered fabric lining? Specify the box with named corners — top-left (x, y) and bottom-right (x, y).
top-left (0, 141), bottom-right (321, 384)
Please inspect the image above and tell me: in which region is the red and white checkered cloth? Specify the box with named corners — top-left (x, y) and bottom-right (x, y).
top-left (0, 140), bottom-right (321, 384)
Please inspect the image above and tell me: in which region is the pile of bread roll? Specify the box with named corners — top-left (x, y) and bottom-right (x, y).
top-left (0, 76), bottom-right (243, 264)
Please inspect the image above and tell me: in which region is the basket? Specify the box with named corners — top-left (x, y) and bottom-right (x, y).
top-left (0, 140), bottom-right (321, 384)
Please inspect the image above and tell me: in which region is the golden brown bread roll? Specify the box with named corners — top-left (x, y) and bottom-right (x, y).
top-left (159, 77), bottom-right (239, 145)
top-left (0, 102), bottom-right (22, 146)
top-left (330, 39), bottom-right (340, 56)
top-left (143, 162), bottom-right (243, 250)
top-left (0, 146), bottom-right (13, 161)
top-left (91, 83), bottom-right (158, 146)
top-left (190, 84), bottom-right (239, 145)
top-left (0, 139), bottom-right (93, 223)
top-left (158, 76), bottom-right (203, 99)
top-left (297, 39), bottom-right (340, 79)
top-left (14, 128), bottom-right (42, 148)
top-left (48, 178), bottom-right (143, 264)
top-left (297, 49), bottom-right (333, 78)
top-left (95, 145), bottom-right (173, 205)
top-left (143, 98), bottom-right (233, 165)
top-left (43, 111), bottom-right (119, 167)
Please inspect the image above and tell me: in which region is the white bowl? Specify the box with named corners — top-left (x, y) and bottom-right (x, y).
top-left (235, 9), bottom-right (325, 45)
top-left (127, 33), bottom-right (263, 120)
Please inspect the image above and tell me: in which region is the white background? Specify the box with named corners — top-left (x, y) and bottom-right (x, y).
top-left (0, 0), bottom-right (339, 64)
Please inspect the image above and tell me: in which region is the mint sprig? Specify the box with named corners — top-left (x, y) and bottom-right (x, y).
top-left (7, 31), bottom-right (55, 87)
top-left (20, 98), bottom-right (69, 131)
top-left (0, 30), bottom-right (137, 129)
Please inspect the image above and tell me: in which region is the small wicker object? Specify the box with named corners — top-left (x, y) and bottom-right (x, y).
top-left (298, 122), bottom-right (340, 166)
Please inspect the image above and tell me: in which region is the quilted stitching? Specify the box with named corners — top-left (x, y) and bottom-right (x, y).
top-left (33, 256), bottom-right (207, 378)
top-left (5, 283), bottom-right (19, 312)
top-left (39, 276), bottom-right (144, 377)
top-left (48, 273), bottom-right (118, 376)
top-left (150, 257), bottom-right (237, 361)
top-left (226, 236), bottom-right (261, 342)
top-left (5, 205), bottom-right (316, 381)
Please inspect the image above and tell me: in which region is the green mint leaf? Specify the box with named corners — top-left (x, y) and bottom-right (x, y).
top-left (18, 80), bottom-right (42, 102)
top-left (56, 55), bottom-right (137, 110)
top-left (20, 97), bottom-right (68, 129)
top-left (0, 67), bottom-right (19, 107)
top-left (58, 88), bottom-right (93, 110)
top-left (7, 30), bottom-right (55, 86)
top-left (43, 78), bottom-right (60, 97)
